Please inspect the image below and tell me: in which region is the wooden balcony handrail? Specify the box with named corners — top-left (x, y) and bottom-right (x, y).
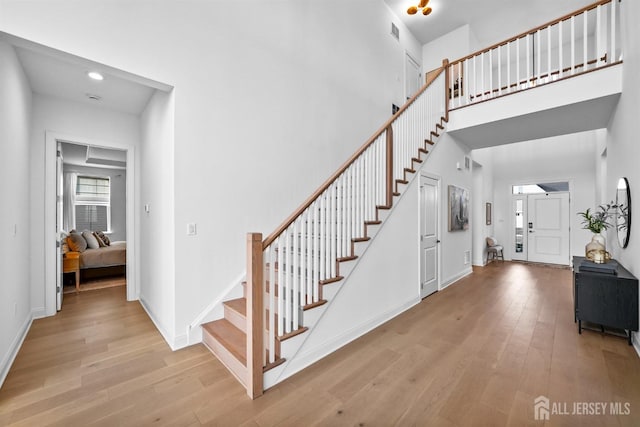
top-left (262, 67), bottom-right (445, 249)
top-left (449, 0), bottom-right (613, 66)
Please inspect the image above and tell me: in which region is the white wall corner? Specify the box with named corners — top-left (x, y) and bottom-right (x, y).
top-left (139, 296), bottom-right (178, 351)
top-left (31, 307), bottom-right (47, 320)
top-left (0, 313), bottom-right (32, 388)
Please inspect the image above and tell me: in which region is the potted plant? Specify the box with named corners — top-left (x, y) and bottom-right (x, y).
top-left (577, 203), bottom-right (614, 262)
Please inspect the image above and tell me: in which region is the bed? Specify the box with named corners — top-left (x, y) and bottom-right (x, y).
top-left (64, 230), bottom-right (127, 285)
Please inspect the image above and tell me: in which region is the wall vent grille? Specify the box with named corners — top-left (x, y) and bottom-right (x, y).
top-left (391, 23), bottom-right (399, 41)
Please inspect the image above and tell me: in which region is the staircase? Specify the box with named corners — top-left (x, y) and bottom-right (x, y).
top-left (200, 0), bottom-right (622, 399)
top-left (201, 67), bottom-right (448, 398)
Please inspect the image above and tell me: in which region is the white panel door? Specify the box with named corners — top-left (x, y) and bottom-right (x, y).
top-left (405, 54), bottom-right (421, 101)
top-left (56, 143), bottom-right (64, 310)
top-left (527, 192), bottom-right (570, 265)
top-left (420, 176), bottom-right (439, 298)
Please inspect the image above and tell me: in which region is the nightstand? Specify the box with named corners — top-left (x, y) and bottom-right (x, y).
top-left (63, 252), bottom-right (80, 292)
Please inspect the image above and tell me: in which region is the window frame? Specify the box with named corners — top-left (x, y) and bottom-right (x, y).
top-left (74, 175), bottom-right (112, 232)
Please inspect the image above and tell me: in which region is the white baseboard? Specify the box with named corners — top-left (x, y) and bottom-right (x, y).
top-left (440, 267), bottom-right (473, 291)
top-left (31, 306), bottom-right (47, 320)
top-left (139, 296), bottom-right (180, 351)
top-left (0, 313), bottom-right (33, 388)
top-left (267, 298), bottom-right (419, 389)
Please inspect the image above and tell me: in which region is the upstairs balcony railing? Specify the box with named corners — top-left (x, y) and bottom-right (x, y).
top-left (447, 0), bottom-right (622, 110)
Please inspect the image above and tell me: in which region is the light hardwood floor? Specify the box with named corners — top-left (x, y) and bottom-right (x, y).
top-left (1, 262), bottom-right (639, 426)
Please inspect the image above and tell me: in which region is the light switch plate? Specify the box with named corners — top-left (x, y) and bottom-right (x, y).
top-left (187, 223), bottom-right (197, 236)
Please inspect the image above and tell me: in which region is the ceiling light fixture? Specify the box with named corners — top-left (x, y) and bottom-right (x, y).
top-left (87, 71), bottom-right (104, 81)
top-left (407, 0), bottom-right (432, 16)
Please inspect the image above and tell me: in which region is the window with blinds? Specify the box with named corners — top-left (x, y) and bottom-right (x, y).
top-left (75, 176), bottom-right (111, 231)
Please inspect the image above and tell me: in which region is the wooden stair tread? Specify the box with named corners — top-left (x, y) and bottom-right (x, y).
top-left (424, 139), bottom-right (435, 146)
top-left (202, 319), bottom-right (247, 366)
top-left (224, 298), bottom-right (246, 316)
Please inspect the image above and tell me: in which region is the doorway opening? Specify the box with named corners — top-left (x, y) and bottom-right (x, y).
top-left (58, 142), bottom-right (128, 304)
top-left (511, 181), bottom-right (570, 265)
top-left (46, 132), bottom-right (137, 315)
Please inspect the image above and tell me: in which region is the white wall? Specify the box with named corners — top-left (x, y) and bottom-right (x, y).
top-left (605, 0), bottom-right (640, 349)
top-left (30, 94), bottom-right (140, 313)
top-left (139, 89), bottom-right (176, 345)
top-left (0, 0), bottom-right (425, 342)
top-left (0, 41), bottom-right (32, 386)
top-left (471, 151), bottom-right (495, 265)
top-left (422, 25), bottom-right (476, 74)
top-left (62, 164), bottom-right (127, 241)
top-left (475, 130), bottom-right (600, 262)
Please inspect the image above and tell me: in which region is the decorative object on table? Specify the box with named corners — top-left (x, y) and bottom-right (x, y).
top-left (579, 258), bottom-right (618, 275)
top-left (448, 185), bottom-right (469, 231)
top-left (485, 202), bottom-right (492, 225)
top-left (578, 203), bottom-right (614, 263)
top-left (615, 177), bottom-right (631, 248)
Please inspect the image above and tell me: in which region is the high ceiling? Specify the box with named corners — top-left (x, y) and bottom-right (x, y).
top-left (384, 0), bottom-right (596, 46)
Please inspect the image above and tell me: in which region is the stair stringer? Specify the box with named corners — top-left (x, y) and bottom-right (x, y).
top-left (264, 136), bottom-right (444, 389)
top-left (187, 272), bottom-right (245, 345)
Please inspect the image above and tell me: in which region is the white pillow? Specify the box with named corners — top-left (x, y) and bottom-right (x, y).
top-left (82, 230), bottom-right (100, 249)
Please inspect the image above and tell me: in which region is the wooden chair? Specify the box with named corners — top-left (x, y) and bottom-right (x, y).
top-left (486, 237), bottom-right (504, 262)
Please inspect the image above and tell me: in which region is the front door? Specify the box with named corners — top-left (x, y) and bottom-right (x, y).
top-left (527, 192), bottom-right (570, 265)
top-left (420, 176), bottom-right (439, 298)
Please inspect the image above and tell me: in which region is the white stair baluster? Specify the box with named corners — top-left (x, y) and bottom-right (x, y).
top-left (596, 5), bottom-right (602, 69)
top-left (583, 10), bottom-right (588, 71)
top-left (284, 227), bottom-right (291, 333)
top-left (276, 236), bottom-right (284, 336)
top-left (292, 220), bottom-right (299, 330)
top-left (571, 15), bottom-right (575, 74)
top-left (611, 0), bottom-right (616, 64)
top-left (319, 194), bottom-right (325, 283)
top-left (267, 245), bottom-right (275, 363)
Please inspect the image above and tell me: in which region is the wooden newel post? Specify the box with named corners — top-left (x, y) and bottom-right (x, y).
top-left (246, 232), bottom-right (264, 399)
top-left (442, 58), bottom-right (450, 122)
top-left (385, 124), bottom-right (394, 208)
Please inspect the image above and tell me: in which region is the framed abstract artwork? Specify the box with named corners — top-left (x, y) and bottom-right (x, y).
top-left (448, 185), bottom-right (469, 231)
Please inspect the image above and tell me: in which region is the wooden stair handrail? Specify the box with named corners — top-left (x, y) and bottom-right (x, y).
top-left (448, 0), bottom-right (613, 67)
top-left (262, 67), bottom-right (445, 249)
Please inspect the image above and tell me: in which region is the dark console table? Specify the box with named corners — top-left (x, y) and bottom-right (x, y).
top-left (573, 256), bottom-right (638, 345)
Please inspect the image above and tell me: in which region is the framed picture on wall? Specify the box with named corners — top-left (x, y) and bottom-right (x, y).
top-left (486, 202), bottom-right (492, 225)
top-left (448, 185), bottom-right (469, 231)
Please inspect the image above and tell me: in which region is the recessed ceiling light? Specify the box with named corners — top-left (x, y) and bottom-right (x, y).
top-left (87, 71), bottom-right (104, 81)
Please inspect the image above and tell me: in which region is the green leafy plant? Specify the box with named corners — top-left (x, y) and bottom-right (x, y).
top-left (578, 203), bottom-right (614, 234)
